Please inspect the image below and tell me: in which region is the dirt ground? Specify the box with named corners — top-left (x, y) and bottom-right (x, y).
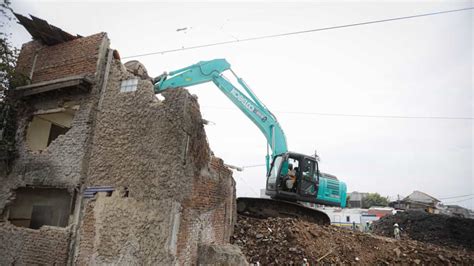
top-left (372, 210), bottom-right (474, 251)
top-left (231, 215), bottom-right (474, 265)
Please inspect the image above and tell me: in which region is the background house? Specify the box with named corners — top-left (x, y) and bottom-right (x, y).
top-left (390, 190), bottom-right (440, 213)
top-left (347, 191), bottom-right (369, 208)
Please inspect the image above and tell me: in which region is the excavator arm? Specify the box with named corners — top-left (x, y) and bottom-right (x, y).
top-left (154, 59), bottom-right (345, 224)
top-left (154, 59), bottom-right (288, 172)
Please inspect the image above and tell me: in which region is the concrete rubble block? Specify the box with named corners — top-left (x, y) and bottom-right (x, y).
top-left (198, 243), bottom-right (249, 266)
top-left (75, 192), bottom-right (180, 265)
top-left (124, 60), bottom-right (152, 81)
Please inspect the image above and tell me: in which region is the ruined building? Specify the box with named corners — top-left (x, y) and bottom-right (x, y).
top-left (0, 14), bottom-right (246, 265)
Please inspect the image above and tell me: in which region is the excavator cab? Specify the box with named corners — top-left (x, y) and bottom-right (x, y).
top-left (266, 152), bottom-right (319, 203)
top-left (266, 152), bottom-right (346, 207)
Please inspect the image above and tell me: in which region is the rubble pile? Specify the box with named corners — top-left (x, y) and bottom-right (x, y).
top-left (373, 210), bottom-right (474, 250)
top-left (231, 215), bottom-right (474, 264)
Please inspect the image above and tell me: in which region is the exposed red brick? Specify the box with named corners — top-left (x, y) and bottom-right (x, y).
top-left (16, 33), bottom-right (107, 84)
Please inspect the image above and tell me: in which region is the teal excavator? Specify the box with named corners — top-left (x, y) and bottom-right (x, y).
top-left (154, 59), bottom-right (346, 224)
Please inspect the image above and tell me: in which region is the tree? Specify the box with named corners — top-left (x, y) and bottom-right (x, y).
top-left (362, 193), bottom-right (389, 208)
top-left (0, 0), bottom-right (24, 169)
top-left (1, 0), bottom-right (27, 98)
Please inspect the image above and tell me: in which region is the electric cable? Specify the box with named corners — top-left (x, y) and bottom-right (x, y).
top-left (439, 193), bottom-right (474, 200)
top-left (444, 196), bottom-right (474, 204)
top-left (122, 7), bottom-right (473, 59)
top-left (201, 106), bottom-right (473, 120)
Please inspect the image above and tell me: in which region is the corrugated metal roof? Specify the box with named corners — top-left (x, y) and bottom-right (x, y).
top-left (14, 13), bottom-right (81, 45)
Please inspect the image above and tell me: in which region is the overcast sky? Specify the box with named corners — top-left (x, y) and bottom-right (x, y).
top-left (5, 1), bottom-right (473, 209)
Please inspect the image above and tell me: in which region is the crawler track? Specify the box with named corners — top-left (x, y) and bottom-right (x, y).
top-left (236, 197), bottom-right (330, 225)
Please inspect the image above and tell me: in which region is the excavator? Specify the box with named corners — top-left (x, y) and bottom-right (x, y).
top-left (154, 59), bottom-right (346, 224)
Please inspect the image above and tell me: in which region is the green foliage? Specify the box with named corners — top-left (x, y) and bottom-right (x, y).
top-left (362, 193), bottom-right (389, 208)
top-left (0, 0), bottom-right (20, 165)
top-left (1, 0), bottom-right (28, 99)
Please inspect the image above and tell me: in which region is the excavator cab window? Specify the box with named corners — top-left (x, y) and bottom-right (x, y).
top-left (267, 155), bottom-right (284, 190)
top-left (299, 158), bottom-right (317, 197)
top-left (284, 158), bottom-right (299, 192)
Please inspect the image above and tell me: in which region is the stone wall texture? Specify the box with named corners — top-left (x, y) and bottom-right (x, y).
top-left (0, 223), bottom-right (71, 265)
top-left (73, 60), bottom-right (239, 264)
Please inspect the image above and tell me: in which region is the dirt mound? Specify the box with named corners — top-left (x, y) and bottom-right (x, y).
top-left (231, 215), bottom-right (474, 265)
top-left (372, 210), bottom-right (474, 250)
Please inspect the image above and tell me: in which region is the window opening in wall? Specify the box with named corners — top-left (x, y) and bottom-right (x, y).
top-left (26, 106), bottom-right (77, 151)
top-left (30, 205), bottom-right (53, 229)
top-left (346, 216), bottom-right (350, 222)
top-left (7, 187), bottom-right (73, 229)
top-left (120, 78), bottom-right (138, 92)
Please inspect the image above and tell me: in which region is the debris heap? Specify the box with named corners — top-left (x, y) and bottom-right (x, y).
top-left (232, 215), bottom-right (474, 265)
top-left (372, 210), bottom-right (474, 250)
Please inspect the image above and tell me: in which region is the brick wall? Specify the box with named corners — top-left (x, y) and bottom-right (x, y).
top-left (75, 201), bottom-right (96, 265)
top-left (0, 223), bottom-right (70, 265)
top-left (176, 157), bottom-right (236, 265)
top-left (16, 32), bottom-right (106, 84)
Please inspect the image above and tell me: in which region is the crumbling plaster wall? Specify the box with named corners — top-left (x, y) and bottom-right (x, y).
top-left (74, 59), bottom-right (239, 264)
top-left (76, 193), bottom-right (180, 265)
top-left (1, 26), bottom-right (242, 264)
top-left (0, 224), bottom-right (71, 265)
top-left (0, 33), bottom-right (110, 265)
top-left (84, 60), bottom-right (210, 200)
top-left (0, 33), bottom-right (109, 212)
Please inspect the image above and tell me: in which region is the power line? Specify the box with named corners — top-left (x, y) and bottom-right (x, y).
top-left (439, 194), bottom-right (474, 200)
top-left (444, 196), bottom-right (474, 204)
top-left (201, 106), bottom-right (473, 120)
top-left (122, 7), bottom-right (473, 59)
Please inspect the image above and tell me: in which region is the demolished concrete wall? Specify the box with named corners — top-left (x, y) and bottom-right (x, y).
top-left (1, 15), bottom-right (245, 265)
top-left (0, 30), bottom-right (110, 264)
top-left (73, 59), bottom-right (240, 264)
top-left (0, 32), bottom-right (108, 203)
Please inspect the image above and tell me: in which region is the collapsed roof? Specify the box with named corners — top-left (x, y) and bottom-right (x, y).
top-left (14, 13), bottom-right (81, 45)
